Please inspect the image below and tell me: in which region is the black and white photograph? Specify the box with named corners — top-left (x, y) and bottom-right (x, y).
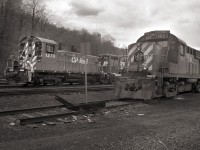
top-left (0, 0), bottom-right (200, 149)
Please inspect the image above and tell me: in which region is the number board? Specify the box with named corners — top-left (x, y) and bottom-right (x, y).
top-left (139, 31), bottom-right (170, 41)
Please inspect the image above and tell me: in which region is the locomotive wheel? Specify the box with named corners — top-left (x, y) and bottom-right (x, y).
top-left (195, 84), bottom-right (200, 92)
top-left (22, 83), bottom-right (28, 87)
top-left (33, 78), bottom-right (41, 86)
top-left (43, 80), bottom-right (48, 85)
top-left (50, 80), bottom-right (55, 85)
top-left (109, 79), bottom-right (115, 84)
top-left (9, 80), bottom-right (15, 86)
top-left (55, 79), bottom-right (62, 85)
top-left (57, 80), bottom-right (61, 85)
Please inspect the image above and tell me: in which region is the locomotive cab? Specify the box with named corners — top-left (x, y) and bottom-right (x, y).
top-left (5, 36), bottom-right (58, 85)
top-left (98, 54), bottom-right (126, 84)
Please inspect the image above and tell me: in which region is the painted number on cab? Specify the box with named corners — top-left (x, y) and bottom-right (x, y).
top-left (46, 53), bottom-right (55, 58)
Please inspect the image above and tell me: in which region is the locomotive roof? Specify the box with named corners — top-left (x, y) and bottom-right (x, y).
top-left (135, 30), bottom-right (187, 45)
top-left (58, 50), bottom-right (98, 58)
top-left (58, 50), bottom-right (79, 54)
top-left (174, 36), bottom-right (187, 45)
top-left (99, 54), bottom-right (124, 57)
top-left (19, 36), bottom-right (57, 45)
top-left (36, 37), bottom-right (57, 45)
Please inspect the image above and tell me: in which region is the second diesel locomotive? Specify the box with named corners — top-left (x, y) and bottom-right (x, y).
top-left (5, 36), bottom-right (126, 85)
top-left (115, 30), bottom-right (200, 100)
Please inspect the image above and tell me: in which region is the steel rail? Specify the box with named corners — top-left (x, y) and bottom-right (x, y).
top-left (0, 85), bottom-right (114, 96)
top-left (0, 83), bottom-right (114, 89)
top-left (0, 99), bottom-right (114, 117)
top-left (19, 100), bottom-right (136, 125)
top-left (0, 105), bottom-right (65, 117)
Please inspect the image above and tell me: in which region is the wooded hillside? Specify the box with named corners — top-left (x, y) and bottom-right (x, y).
top-left (0, 0), bottom-right (125, 76)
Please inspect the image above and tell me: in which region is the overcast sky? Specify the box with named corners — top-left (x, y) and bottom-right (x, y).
top-left (44, 0), bottom-right (200, 49)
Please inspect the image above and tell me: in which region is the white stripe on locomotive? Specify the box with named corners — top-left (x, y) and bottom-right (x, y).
top-left (128, 44), bottom-right (137, 56)
top-left (32, 42), bottom-right (36, 56)
top-left (141, 43), bottom-right (148, 50)
top-left (143, 44), bottom-right (153, 56)
top-left (148, 65), bottom-right (153, 71)
top-left (32, 55), bottom-right (37, 62)
top-left (143, 54), bottom-right (153, 66)
top-left (32, 42), bottom-right (35, 50)
top-left (142, 43), bottom-right (154, 70)
top-left (24, 42), bottom-right (29, 55)
top-left (130, 56), bottom-right (134, 62)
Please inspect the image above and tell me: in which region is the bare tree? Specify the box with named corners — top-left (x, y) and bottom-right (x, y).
top-left (0, 0), bottom-right (22, 40)
top-left (102, 34), bottom-right (115, 45)
top-left (0, 0), bottom-right (23, 74)
top-left (24, 0), bottom-right (47, 35)
top-left (16, 2), bottom-right (29, 41)
top-left (39, 9), bottom-right (53, 34)
top-left (0, 0), bottom-right (10, 40)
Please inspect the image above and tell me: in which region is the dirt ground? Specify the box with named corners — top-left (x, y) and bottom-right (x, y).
top-left (0, 92), bottom-right (200, 150)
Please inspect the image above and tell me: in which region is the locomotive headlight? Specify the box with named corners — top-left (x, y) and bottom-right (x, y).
top-left (137, 42), bottom-right (141, 50)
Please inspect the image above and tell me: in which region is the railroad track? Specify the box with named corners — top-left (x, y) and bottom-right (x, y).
top-left (0, 98), bottom-right (137, 125)
top-left (0, 78), bottom-right (8, 86)
top-left (0, 84), bottom-right (114, 96)
top-left (0, 81), bottom-right (112, 88)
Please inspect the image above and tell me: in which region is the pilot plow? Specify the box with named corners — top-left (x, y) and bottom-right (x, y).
top-left (115, 77), bottom-right (156, 100)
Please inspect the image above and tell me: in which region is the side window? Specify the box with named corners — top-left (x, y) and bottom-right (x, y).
top-left (35, 42), bottom-right (42, 56)
top-left (190, 48), bottom-right (193, 54)
top-left (46, 44), bottom-right (55, 53)
top-left (179, 44), bottom-right (184, 56)
top-left (193, 50), bottom-right (196, 56)
top-left (19, 43), bottom-right (25, 50)
top-left (184, 46), bottom-right (187, 54)
top-left (186, 47), bottom-right (189, 53)
top-left (19, 43), bottom-right (25, 55)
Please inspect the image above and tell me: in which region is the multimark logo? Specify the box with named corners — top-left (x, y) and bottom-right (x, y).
top-left (134, 51), bottom-right (144, 62)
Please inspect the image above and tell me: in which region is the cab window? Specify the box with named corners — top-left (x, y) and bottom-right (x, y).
top-left (46, 44), bottom-right (55, 53)
top-left (179, 44), bottom-right (185, 56)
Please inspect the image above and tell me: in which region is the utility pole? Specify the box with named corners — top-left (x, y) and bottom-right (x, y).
top-left (126, 48), bottom-right (128, 73)
top-left (81, 42), bottom-right (90, 103)
top-left (84, 43), bottom-right (88, 103)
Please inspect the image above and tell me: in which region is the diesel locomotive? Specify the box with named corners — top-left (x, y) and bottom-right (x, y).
top-left (5, 36), bottom-right (126, 85)
top-left (115, 30), bottom-right (200, 100)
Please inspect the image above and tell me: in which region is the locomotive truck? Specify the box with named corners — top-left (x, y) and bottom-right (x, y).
top-left (115, 30), bottom-right (200, 100)
top-left (5, 36), bottom-right (125, 85)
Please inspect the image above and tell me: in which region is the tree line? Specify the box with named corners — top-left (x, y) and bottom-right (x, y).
top-left (0, 0), bottom-right (125, 75)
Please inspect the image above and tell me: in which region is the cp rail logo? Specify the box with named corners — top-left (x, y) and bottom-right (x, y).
top-left (134, 51), bottom-right (144, 62)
